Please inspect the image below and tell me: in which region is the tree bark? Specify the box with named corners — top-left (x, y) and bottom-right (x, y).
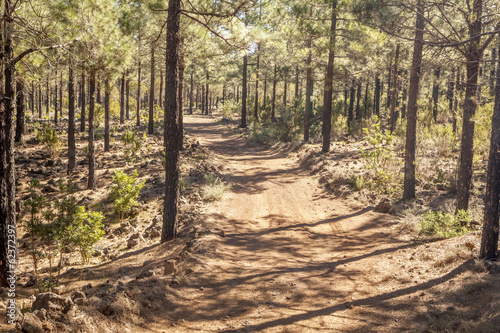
top-left (453, 67), bottom-right (461, 133)
top-left (54, 69), bottom-right (58, 126)
top-left (403, 0), bottom-right (425, 201)
top-left (148, 46), bottom-right (155, 135)
top-left (59, 71), bottom-right (63, 118)
top-left (432, 67), bottom-right (441, 122)
top-left (15, 79), bottom-right (25, 143)
top-left (178, 53), bottom-right (185, 151)
top-left (189, 67), bottom-right (193, 115)
top-left (162, 0), bottom-right (181, 242)
top-left (104, 79), bottom-right (110, 152)
top-left (38, 83), bottom-right (42, 119)
top-left (389, 43), bottom-right (400, 133)
top-left (205, 70), bottom-right (209, 115)
top-left (321, 0), bottom-right (338, 153)
top-left (456, 0), bottom-right (484, 212)
top-left (254, 44), bottom-right (260, 120)
top-left (241, 55), bottom-right (248, 128)
top-left (68, 66), bottom-right (76, 174)
top-left (272, 63), bottom-right (277, 122)
top-left (126, 70), bottom-right (130, 119)
top-left (480, 44), bottom-right (500, 259)
top-left (356, 81), bottom-right (362, 120)
top-left (87, 70), bottom-right (96, 190)
top-left (80, 71), bottom-right (86, 132)
top-left (159, 69), bottom-right (164, 109)
top-left (0, 0), bottom-right (17, 287)
top-left (137, 58), bottom-right (141, 126)
top-left (304, 38), bottom-right (313, 142)
top-left (295, 65), bottom-right (300, 99)
top-left (374, 75), bottom-right (380, 116)
top-left (348, 86), bottom-right (355, 131)
top-left (120, 73), bottom-right (125, 124)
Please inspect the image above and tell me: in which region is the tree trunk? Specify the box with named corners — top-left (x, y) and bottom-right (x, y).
top-left (374, 75), bottom-right (380, 116)
top-left (490, 47), bottom-right (496, 96)
top-left (447, 67), bottom-right (455, 124)
top-left (432, 67), bottom-right (441, 122)
top-left (59, 71), bottom-right (63, 118)
top-left (321, 0), bottom-right (338, 153)
top-left (456, 0), bottom-right (484, 212)
top-left (104, 79), bottom-right (110, 152)
top-left (126, 70), bottom-right (130, 119)
top-left (178, 54), bottom-right (185, 151)
top-left (120, 73), bottom-right (125, 124)
top-left (68, 66), bottom-right (76, 174)
top-left (38, 83), bottom-right (42, 119)
top-left (15, 79), bottom-right (25, 143)
top-left (205, 71), bottom-right (209, 115)
top-left (201, 85), bottom-right (205, 114)
top-left (148, 46), bottom-right (156, 135)
top-left (295, 65), bottom-right (299, 99)
top-left (403, 0), bottom-right (425, 201)
top-left (480, 44), bottom-right (500, 259)
top-left (162, 0), bottom-right (182, 242)
top-left (364, 80), bottom-right (369, 117)
top-left (241, 55), bottom-right (248, 128)
top-left (0, 0), bottom-right (17, 287)
top-left (386, 67), bottom-right (392, 109)
top-left (46, 75), bottom-right (50, 116)
top-left (189, 67), bottom-right (193, 115)
top-left (356, 82), bottom-right (362, 120)
top-left (348, 86), bottom-right (355, 130)
top-left (453, 67), bottom-right (461, 133)
top-left (272, 63), bottom-right (277, 122)
top-left (254, 44), bottom-right (260, 120)
top-left (389, 43), bottom-right (400, 133)
top-left (54, 69), bottom-right (58, 126)
top-left (304, 38), bottom-right (313, 142)
top-left (87, 70), bottom-right (96, 190)
top-left (80, 71), bottom-right (86, 132)
top-left (263, 73), bottom-right (267, 108)
top-left (283, 72), bottom-right (287, 111)
top-left (31, 81), bottom-right (34, 117)
top-left (137, 59), bottom-right (141, 126)
top-left (159, 69), bottom-right (164, 109)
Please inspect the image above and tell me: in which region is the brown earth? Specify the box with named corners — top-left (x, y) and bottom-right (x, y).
top-left (2, 114), bottom-right (498, 333)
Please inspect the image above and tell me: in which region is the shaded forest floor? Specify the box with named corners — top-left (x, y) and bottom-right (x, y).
top-left (1, 114), bottom-right (500, 332)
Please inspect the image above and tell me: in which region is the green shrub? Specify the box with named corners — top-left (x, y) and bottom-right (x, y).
top-left (35, 123), bottom-right (61, 157)
top-left (201, 174), bottom-right (231, 201)
top-left (419, 210), bottom-right (472, 239)
top-left (360, 117), bottom-right (402, 195)
top-left (110, 170), bottom-right (145, 220)
top-left (122, 129), bottom-right (142, 162)
top-left (349, 175), bottom-right (366, 191)
top-left (67, 207), bottom-right (105, 264)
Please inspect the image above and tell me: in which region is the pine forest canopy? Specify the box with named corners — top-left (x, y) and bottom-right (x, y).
top-left (1, 0), bottom-right (500, 298)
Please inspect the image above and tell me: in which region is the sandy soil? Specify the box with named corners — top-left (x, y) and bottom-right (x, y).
top-left (143, 115), bottom-right (448, 332)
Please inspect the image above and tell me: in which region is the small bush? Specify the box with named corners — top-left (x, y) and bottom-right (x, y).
top-left (35, 123), bottom-right (61, 157)
top-left (349, 175), bottom-right (366, 191)
top-left (419, 210), bottom-right (472, 239)
top-left (110, 170), bottom-right (145, 220)
top-left (68, 206), bottom-right (105, 264)
top-left (359, 118), bottom-right (402, 195)
top-left (201, 174), bottom-right (231, 201)
top-left (122, 129), bottom-right (142, 162)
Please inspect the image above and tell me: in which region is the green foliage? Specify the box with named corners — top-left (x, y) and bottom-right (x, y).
top-left (201, 174), bottom-right (231, 201)
top-left (67, 207), bottom-right (105, 264)
top-left (220, 100), bottom-right (240, 121)
top-left (349, 175), bottom-right (366, 191)
top-left (35, 123), bottom-right (61, 157)
top-left (110, 170), bottom-right (145, 220)
top-left (419, 210), bottom-right (472, 239)
top-left (359, 117), bottom-right (402, 194)
top-left (122, 129), bottom-right (142, 162)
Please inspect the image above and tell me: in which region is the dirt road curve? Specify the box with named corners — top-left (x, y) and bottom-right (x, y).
top-left (154, 115), bottom-right (422, 332)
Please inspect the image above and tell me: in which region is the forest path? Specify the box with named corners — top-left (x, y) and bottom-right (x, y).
top-left (156, 115), bottom-right (416, 332)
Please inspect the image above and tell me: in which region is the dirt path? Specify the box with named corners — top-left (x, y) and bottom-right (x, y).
top-left (144, 115), bottom-right (438, 332)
